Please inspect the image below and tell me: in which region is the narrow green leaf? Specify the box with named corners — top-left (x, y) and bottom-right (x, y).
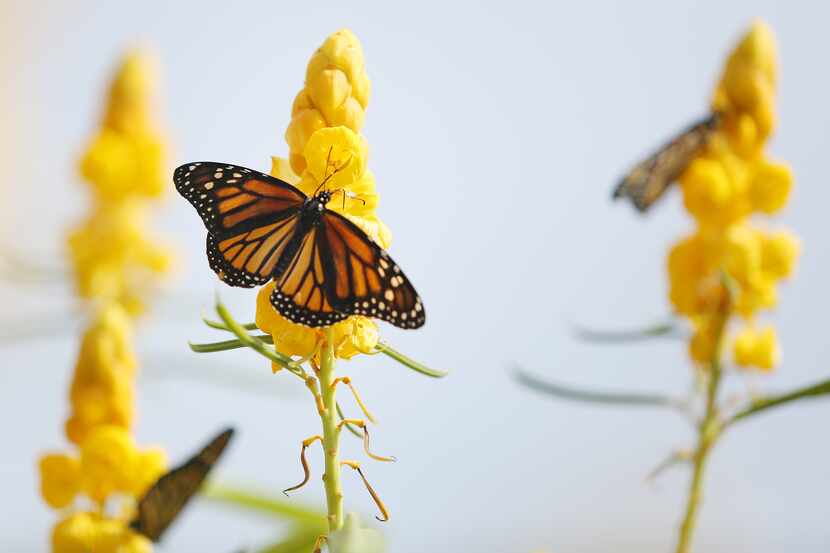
top-left (189, 334), bottom-right (273, 353)
top-left (213, 300), bottom-right (306, 379)
top-left (572, 319), bottom-right (682, 344)
top-left (203, 484), bottom-right (326, 527)
top-left (726, 376), bottom-right (830, 427)
top-left (201, 315), bottom-right (259, 332)
top-left (514, 369), bottom-right (685, 410)
top-left (375, 341), bottom-right (447, 378)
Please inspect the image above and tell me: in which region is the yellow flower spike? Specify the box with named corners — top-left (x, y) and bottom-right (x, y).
top-left (286, 29), bottom-right (371, 175)
top-left (79, 425), bottom-right (139, 504)
top-left (713, 20), bottom-right (778, 141)
top-left (39, 453), bottom-right (82, 509)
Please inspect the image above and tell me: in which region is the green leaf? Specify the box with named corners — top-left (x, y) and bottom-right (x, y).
top-left (203, 484), bottom-right (327, 528)
top-left (375, 342), bottom-right (448, 378)
top-left (572, 318), bottom-right (683, 344)
top-left (201, 315), bottom-right (259, 332)
top-left (189, 334), bottom-right (273, 353)
top-left (726, 376), bottom-right (830, 427)
top-left (213, 300), bottom-right (307, 379)
top-left (514, 368), bottom-right (686, 410)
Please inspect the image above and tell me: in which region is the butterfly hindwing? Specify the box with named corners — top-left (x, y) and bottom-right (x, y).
top-left (271, 210), bottom-right (424, 329)
top-left (613, 113), bottom-right (720, 212)
top-left (129, 428), bottom-right (234, 542)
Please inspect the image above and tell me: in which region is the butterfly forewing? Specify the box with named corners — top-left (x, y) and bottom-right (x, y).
top-left (174, 162), bottom-right (306, 235)
top-left (129, 428), bottom-right (234, 542)
top-left (174, 162), bottom-right (307, 286)
top-left (613, 113), bottom-right (720, 212)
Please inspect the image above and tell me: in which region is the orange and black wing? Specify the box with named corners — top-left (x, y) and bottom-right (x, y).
top-left (174, 162), bottom-right (306, 287)
top-left (613, 113), bottom-right (720, 212)
top-left (130, 428), bottom-right (234, 542)
top-left (270, 210), bottom-right (425, 329)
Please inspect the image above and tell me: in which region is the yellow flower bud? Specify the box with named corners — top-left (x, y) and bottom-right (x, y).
top-left (79, 426), bottom-right (138, 504)
top-left (52, 513), bottom-right (98, 553)
top-left (733, 325), bottom-right (779, 371)
top-left (286, 29), bottom-right (370, 175)
top-left (748, 159), bottom-right (793, 214)
top-left (39, 453), bottom-right (81, 509)
top-left (130, 446), bottom-right (169, 496)
top-left (760, 229), bottom-right (800, 280)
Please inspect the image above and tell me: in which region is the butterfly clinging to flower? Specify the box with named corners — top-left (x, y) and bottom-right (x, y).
top-left (130, 427), bottom-right (234, 542)
top-left (613, 113), bottom-right (721, 212)
top-left (174, 159), bottom-right (425, 329)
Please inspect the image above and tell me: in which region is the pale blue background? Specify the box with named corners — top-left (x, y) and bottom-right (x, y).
top-left (1, 1), bottom-right (828, 551)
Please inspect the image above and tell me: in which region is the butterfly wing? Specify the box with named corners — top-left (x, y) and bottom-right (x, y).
top-left (613, 113), bottom-right (720, 212)
top-left (129, 428), bottom-right (234, 542)
top-left (174, 162), bottom-right (307, 287)
top-left (271, 210), bottom-right (425, 329)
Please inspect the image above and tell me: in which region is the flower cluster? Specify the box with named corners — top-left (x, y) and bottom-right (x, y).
top-left (668, 20), bottom-right (799, 371)
top-left (40, 51), bottom-right (171, 553)
top-left (69, 50), bottom-right (173, 315)
top-left (257, 30), bottom-right (387, 361)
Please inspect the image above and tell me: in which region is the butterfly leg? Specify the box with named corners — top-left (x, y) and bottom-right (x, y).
top-left (331, 376), bottom-right (377, 423)
top-left (336, 419), bottom-right (395, 463)
top-left (283, 435), bottom-right (323, 495)
top-left (340, 460), bottom-right (389, 522)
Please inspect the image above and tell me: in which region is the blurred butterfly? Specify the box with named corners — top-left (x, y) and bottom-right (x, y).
top-left (174, 162), bottom-right (425, 329)
top-left (613, 113), bottom-right (721, 212)
top-left (129, 427), bottom-right (234, 542)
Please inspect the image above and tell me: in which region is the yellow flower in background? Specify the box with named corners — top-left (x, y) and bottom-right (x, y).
top-left (70, 49), bottom-right (174, 314)
top-left (256, 30), bottom-right (388, 361)
top-left (65, 304), bottom-right (137, 444)
top-left (286, 29), bottom-right (371, 175)
top-left (668, 20), bottom-right (798, 371)
top-left (81, 50), bottom-right (168, 201)
top-left (52, 512), bottom-right (152, 553)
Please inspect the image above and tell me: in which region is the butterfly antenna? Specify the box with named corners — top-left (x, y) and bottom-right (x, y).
top-left (315, 155), bottom-right (354, 196)
top-left (313, 147), bottom-right (336, 196)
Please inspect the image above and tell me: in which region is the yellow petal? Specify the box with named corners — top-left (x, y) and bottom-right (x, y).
top-left (39, 453), bottom-right (81, 509)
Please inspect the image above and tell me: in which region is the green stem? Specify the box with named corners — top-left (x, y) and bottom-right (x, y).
top-left (319, 327), bottom-right (344, 532)
top-left (675, 312), bottom-right (727, 553)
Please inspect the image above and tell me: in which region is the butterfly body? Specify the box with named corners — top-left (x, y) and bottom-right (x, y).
top-left (175, 162), bottom-right (425, 329)
top-left (613, 113), bottom-right (721, 212)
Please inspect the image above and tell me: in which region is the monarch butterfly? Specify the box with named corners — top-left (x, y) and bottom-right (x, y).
top-left (130, 428), bottom-right (234, 542)
top-left (174, 161), bottom-right (425, 329)
top-left (613, 113), bottom-right (721, 212)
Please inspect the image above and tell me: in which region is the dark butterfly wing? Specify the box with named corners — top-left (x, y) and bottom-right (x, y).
top-left (129, 428), bottom-right (234, 542)
top-left (613, 113), bottom-right (720, 212)
top-left (174, 162), bottom-right (307, 287)
top-left (271, 210), bottom-right (424, 329)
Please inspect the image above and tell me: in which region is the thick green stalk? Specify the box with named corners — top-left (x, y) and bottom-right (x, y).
top-left (318, 328), bottom-right (344, 532)
top-left (674, 311), bottom-right (727, 553)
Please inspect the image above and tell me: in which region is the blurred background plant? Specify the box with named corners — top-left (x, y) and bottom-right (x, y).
top-left (516, 19), bottom-right (830, 553)
top-left (37, 50), bottom-right (172, 553)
